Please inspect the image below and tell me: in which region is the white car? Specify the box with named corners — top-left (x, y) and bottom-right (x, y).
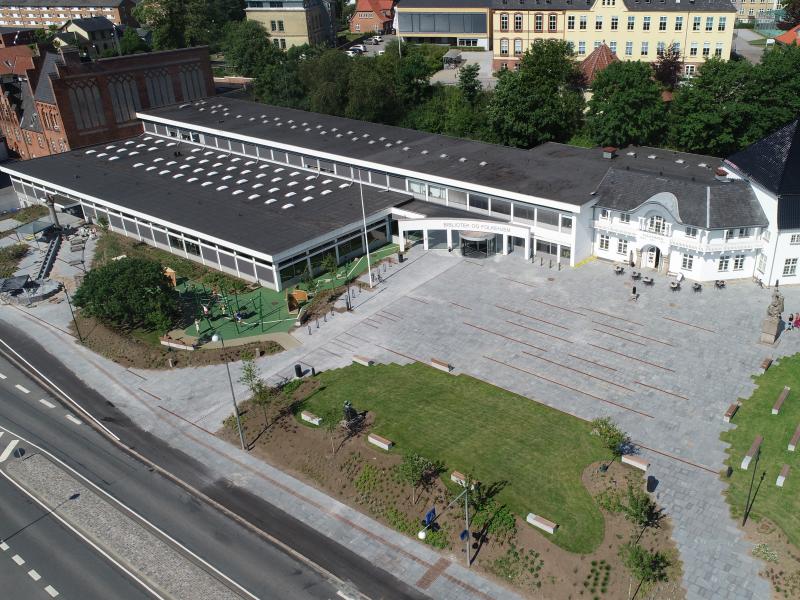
top-left (345, 50), bottom-right (359, 57)
top-left (371, 35), bottom-right (383, 44)
top-left (351, 44), bottom-right (367, 53)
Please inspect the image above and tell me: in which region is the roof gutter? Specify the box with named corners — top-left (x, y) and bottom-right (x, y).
top-left (706, 186), bottom-right (710, 229)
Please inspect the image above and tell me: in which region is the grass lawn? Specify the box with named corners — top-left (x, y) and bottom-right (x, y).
top-left (749, 38), bottom-right (768, 46)
top-left (0, 205), bottom-right (48, 224)
top-left (0, 243), bottom-right (29, 277)
top-left (721, 354), bottom-right (800, 546)
top-left (301, 362), bottom-right (609, 553)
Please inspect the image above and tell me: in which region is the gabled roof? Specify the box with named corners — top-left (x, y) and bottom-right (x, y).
top-left (356, 0), bottom-right (394, 16)
top-left (580, 43), bottom-right (618, 86)
top-left (65, 16), bottom-right (115, 33)
top-left (32, 51), bottom-right (62, 105)
top-left (725, 119), bottom-right (800, 230)
top-left (776, 24), bottom-right (800, 46)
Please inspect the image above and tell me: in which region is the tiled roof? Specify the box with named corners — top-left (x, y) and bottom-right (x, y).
top-left (580, 43), bottom-right (618, 86)
top-left (356, 0), bottom-right (394, 17)
top-left (3, 0), bottom-right (123, 6)
top-left (776, 24), bottom-right (800, 46)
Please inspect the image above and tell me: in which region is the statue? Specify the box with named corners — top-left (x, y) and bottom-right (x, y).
top-left (767, 288), bottom-right (785, 318)
top-left (343, 400), bottom-right (358, 423)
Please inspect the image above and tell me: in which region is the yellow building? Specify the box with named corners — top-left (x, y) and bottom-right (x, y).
top-left (396, 0), bottom-right (492, 49)
top-left (245, 0), bottom-right (335, 49)
top-left (734, 0), bottom-right (779, 22)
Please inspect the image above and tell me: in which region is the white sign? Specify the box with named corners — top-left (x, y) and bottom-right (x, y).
top-left (399, 218), bottom-right (530, 238)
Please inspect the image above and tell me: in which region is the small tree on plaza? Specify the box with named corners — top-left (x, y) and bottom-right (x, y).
top-left (620, 542), bottom-right (671, 598)
top-left (322, 406), bottom-right (340, 454)
top-left (622, 484), bottom-right (661, 534)
top-left (590, 417), bottom-right (630, 461)
top-left (397, 452), bottom-right (439, 504)
top-left (320, 253), bottom-right (338, 290)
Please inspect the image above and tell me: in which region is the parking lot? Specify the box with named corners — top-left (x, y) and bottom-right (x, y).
top-left (345, 34), bottom-right (396, 57)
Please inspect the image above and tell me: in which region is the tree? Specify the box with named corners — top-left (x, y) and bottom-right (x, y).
top-left (590, 417), bottom-right (630, 460)
top-left (345, 57), bottom-right (399, 122)
top-left (72, 257), bottom-right (178, 332)
top-left (299, 49), bottom-right (353, 116)
top-left (457, 62), bottom-right (482, 105)
top-left (322, 406), bottom-right (340, 454)
top-left (119, 28), bottom-right (150, 55)
top-left (134, 0), bottom-right (186, 50)
top-left (320, 253), bottom-right (338, 290)
top-left (134, 0), bottom-right (243, 50)
top-left (586, 61), bottom-right (666, 147)
top-left (780, 0), bottom-right (800, 28)
top-left (622, 485), bottom-right (661, 532)
top-left (222, 20), bottom-right (281, 78)
top-left (620, 542), bottom-right (670, 592)
top-left (652, 45), bottom-right (682, 90)
top-left (488, 40), bottom-right (585, 148)
top-left (397, 453), bottom-right (438, 504)
top-left (33, 26), bottom-right (58, 45)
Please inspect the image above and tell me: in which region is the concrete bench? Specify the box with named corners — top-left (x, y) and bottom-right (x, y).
top-left (430, 358), bottom-right (452, 373)
top-left (451, 471), bottom-right (467, 487)
top-left (724, 403), bottom-right (739, 423)
top-left (367, 433), bottom-right (393, 451)
top-left (301, 410), bottom-right (322, 426)
top-left (777, 464), bottom-right (790, 488)
top-left (352, 355), bottom-right (375, 367)
top-left (761, 357), bottom-right (773, 372)
top-left (772, 386), bottom-right (790, 415)
top-left (622, 455), bottom-right (649, 472)
top-left (741, 435), bottom-right (763, 470)
top-left (526, 513), bottom-right (558, 535)
top-left (789, 424), bottom-right (800, 452)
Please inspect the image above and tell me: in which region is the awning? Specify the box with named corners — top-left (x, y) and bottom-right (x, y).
top-left (459, 230), bottom-right (495, 242)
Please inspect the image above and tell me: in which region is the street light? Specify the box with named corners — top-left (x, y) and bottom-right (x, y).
top-left (357, 170), bottom-right (373, 289)
top-left (212, 332), bottom-right (246, 451)
top-left (418, 484), bottom-right (471, 568)
top-left (63, 286), bottom-right (82, 342)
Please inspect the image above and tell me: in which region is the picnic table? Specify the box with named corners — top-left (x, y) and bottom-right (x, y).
top-left (631, 271), bottom-right (641, 280)
top-left (614, 265), bottom-right (625, 275)
top-left (715, 280), bottom-right (726, 289)
top-left (642, 276), bottom-right (654, 286)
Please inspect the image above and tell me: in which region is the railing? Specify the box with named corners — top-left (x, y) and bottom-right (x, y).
top-left (35, 235), bottom-right (60, 281)
top-left (593, 220), bottom-right (765, 253)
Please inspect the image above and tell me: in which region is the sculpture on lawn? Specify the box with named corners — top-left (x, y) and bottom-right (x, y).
top-left (767, 288), bottom-right (785, 318)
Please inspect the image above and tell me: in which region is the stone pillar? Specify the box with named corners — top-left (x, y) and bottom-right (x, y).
top-left (635, 248), bottom-right (642, 268)
top-left (446, 229), bottom-right (452, 250)
top-left (524, 234), bottom-right (531, 260)
top-left (45, 196), bottom-right (60, 229)
top-left (423, 230), bottom-right (429, 251)
top-left (502, 234), bottom-right (508, 256)
top-left (661, 251), bottom-right (670, 274)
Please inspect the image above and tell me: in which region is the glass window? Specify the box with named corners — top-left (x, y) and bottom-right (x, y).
top-left (705, 16), bottom-right (713, 31)
top-left (535, 13), bottom-right (542, 30)
top-left (641, 41), bottom-right (648, 55)
top-left (733, 254), bottom-right (745, 271)
top-left (514, 203), bottom-right (535, 221)
top-left (681, 254), bottom-right (694, 270)
top-left (549, 14), bottom-right (557, 31)
top-left (690, 42), bottom-right (698, 56)
top-left (580, 15), bottom-right (587, 29)
top-left (515, 13), bottom-right (523, 30)
top-left (408, 179), bottom-right (425, 195)
top-left (625, 40), bottom-right (632, 56)
top-left (643, 16), bottom-right (650, 30)
top-left (685, 227), bottom-right (697, 237)
top-left (783, 258), bottom-right (798, 276)
top-left (500, 38), bottom-right (509, 55)
top-left (492, 199), bottom-right (511, 215)
top-left (514, 38), bottom-right (523, 55)
top-left (757, 252), bottom-right (767, 273)
top-left (428, 184), bottom-right (445, 199)
top-left (560, 215), bottom-right (573, 232)
top-left (659, 16), bottom-right (667, 31)
top-left (702, 42), bottom-right (710, 57)
top-left (715, 42), bottom-right (723, 57)
top-left (595, 15), bottom-right (603, 29)
top-left (500, 13), bottom-right (508, 30)
top-left (599, 234), bottom-right (609, 250)
top-left (790, 233), bottom-right (800, 245)
top-left (617, 239), bottom-right (628, 255)
top-left (611, 16), bottom-right (618, 30)
top-left (620, 213), bottom-right (630, 223)
top-left (675, 15), bottom-right (682, 30)
top-left (627, 15), bottom-right (635, 30)
top-left (567, 15), bottom-right (575, 29)
top-left (469, 194), bottom-right (489, 211)
top-left (578, 41), bottom-right (586, 55)
top-left (718, 16), bottom-right (726, 30)
top-left (693, 16), bottom-right (701, 31)
top-left (718, 255), bottom-right (730, 271)
top-left (610, 41), bottom-right (616, 54)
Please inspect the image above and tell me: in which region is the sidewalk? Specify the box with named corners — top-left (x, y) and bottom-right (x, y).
top-left (0, 246), bottom-right (523, 600)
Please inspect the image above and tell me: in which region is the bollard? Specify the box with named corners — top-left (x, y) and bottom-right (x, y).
top-left (311, 367), bottom-right (316, 376)
top-left (324, 313), bottom-right (327, 322)
top-left (308, 325), bottom-right (311, 335)
top-left (558, 262), bottom-right (561, 271)
top-left (316, 318), bottom-right (319, 328)
top-left (294, 364), bottom-right (303, 378)
top-left (540, 257), bottom-right (543, 266)
top-left (168, 358), bottom-right (174, 368)
top-left (549, 259), bottom-right (553, 269)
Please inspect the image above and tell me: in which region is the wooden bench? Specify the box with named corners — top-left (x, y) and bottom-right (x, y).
top-left (788, 424), bottom-right (800, 452)
top-left (300, 410), bottom-right (322, 426)
top-left (777, 464), bottom-right (790, 488)
top-left (622, 455), bottom-right (649, 472)
top-left (772, 386), bottom-right (790, 415)
top-left (450, 470), bottom-right (467, 487)
top-left (430, 358), bottom-right (452, 373)
top-left (526, 513), bottom-right (558, 534)
top-left (741, 435), bottom-right (763, 470)
top-left (367, 433), bottom-right (393, 451)
top-left (352, 355), bottom-right (375, 367)
top-left (761, 357), bottom-right (773, 372)
top-left (724, 403), bottom-right (739, 423)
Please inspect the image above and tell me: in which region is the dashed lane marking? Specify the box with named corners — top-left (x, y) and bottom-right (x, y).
top-left (14, 384), bottom-right (30, 394)
top-left (27, 569), bottom-right (40, 581)
top-left (65, 414), bottom-right (82, 426)
top-left (38, 399), bottom-right (55, 409)
top-left (44, 585), bottom-right (59, 597)
top-left (0, 373), bottom-right (6, 379)
top-left (0, 541), bottom-right (9, 551)
top-left (12, 554), bottom-right (25, 565)
top-left (0, 440), bottom-right (18, 462)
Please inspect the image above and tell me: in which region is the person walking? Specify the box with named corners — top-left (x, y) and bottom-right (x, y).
top-left (789, 313), bottom-right (795, 331)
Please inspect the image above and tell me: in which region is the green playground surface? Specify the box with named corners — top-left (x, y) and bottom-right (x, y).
top-left (179, 243), bottom-right (399, 341)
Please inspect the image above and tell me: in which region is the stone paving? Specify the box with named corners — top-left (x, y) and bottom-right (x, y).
top-left (5, 245), bottom-right (800, 599)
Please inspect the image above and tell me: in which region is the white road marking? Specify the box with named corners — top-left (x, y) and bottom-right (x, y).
top-left (337, 592), bottom-right (357, 600)
top-left (14, 384), bottom-right (29, 394)
top-left (0, 541), bottom-right (9, 551)
top-left (39, 399), bottom-right (55, 409)
top-left (0, 440), bottom-right (18, 462)
top-left (11, 554), bottom-right (24, 565)
top-left (0, 373), bottom-right (6, 379)
top-left (65, 414), bottom-right (82, 425)
top-left (27, 569), bottom-right (40, 581)
top-left (44, 585), bottom-right (59, 597)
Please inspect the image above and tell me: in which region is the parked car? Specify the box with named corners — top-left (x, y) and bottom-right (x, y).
top-left (345, 49), bottom-right (359, 57)
top-left (371, 35), bottom-right (383, 44)
top-left (351, 44), bottom-right (367, 53)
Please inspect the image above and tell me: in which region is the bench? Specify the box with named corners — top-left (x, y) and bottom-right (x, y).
top-left (352, 355), bottom-right (375, 367)
top-left (450, 470), bottom-right (467, 487)
top-left (772, 386), bottom-right (790, 415)
top-left (526, 513), bottom-right (558, 535)
top-left (741, 435), bottom-right (763, 470)
top-left (724, 403), bottom-right (739, 423)
top-left (622, 455), bottom-right (649, 472)
top-left (367, 433), bottom-right (393, 451)
top-left (788, 424), bottom-right (800, 452)
top-left (777, 464), bottom-right (790, 488)
top-left (300, 410), bottom-right (322, 426)
top-left (430, 358), bottom-right (452, 373)
top-left (761, 358), bottom-right (773, 372)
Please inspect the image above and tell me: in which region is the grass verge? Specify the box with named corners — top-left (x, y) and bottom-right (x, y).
top-left (0, 243), bottom-right (29, 277)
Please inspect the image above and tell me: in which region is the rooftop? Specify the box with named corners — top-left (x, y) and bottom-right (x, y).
top-left (65, 16), bottom-right (116, 32)
top-left (396, 0), bottom-right (735, 11)
top-left (2, 135), bottom-right (410, 258)
top-left (580, 43), bottom-right (618, 86)
top-left (3, 0), bottom-right (124, 6)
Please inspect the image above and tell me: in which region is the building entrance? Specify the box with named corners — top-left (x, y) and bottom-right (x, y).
top-left (460, 230), bottom-right (496, 258)
top-left (644, 246), bottom-right (661, 269)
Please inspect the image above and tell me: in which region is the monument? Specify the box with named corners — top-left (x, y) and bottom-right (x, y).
top-left (760, 288), bottom-right (785, 345)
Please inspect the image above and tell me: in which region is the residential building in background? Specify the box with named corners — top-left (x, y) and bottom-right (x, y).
top-left (245, 0), bottom-right (336, 49)
top-left (350, 0), bottom-right (395, 34)
top-left (0, 26), bottom-right (37, 47)
top-left (396, 0), bottom-right (491, 48)
top-left (734, 0), bottom-right (778, 21)
top-left (0, 0), bottom-right (137, 28)
top-left (0, 45), bottom-right (213, 160)
top-left (54, 16), bottom-right (119, 58)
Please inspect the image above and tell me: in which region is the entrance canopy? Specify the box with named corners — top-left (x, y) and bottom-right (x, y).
top-left (459, 230), bottom-right (495, 242)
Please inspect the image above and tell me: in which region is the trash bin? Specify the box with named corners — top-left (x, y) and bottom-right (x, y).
top-left (294, 364), bottom-right (303, 378)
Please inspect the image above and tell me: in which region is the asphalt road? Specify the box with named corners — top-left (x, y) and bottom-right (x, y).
top-left (0, 321), bottom-right (428, 600)
top-left (0, 471), bottom-right (153, 600)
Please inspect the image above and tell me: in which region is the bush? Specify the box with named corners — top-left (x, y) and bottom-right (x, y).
top-left (0, 244), bottom-right (29, 277)
top-left (620, 542), bottom-right (670, 583)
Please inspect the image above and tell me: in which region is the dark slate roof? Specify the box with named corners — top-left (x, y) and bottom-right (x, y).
top-left (396, 0), bottom-right (490, 8)
top-left (593, 167), bottom-right (766, 229)
top-left (8, 0), bottom-right (123, 6)
top-left (68, 16), bottom-right (115, 32)
top-left (725, 119), bottom-right (800, 230)
top-left (32, 52), bottom-right (61, 105)
top-left (18, 83), bottom-right (42, 133)
top-left (622, 0), bottom-right (736, 11)
top-left (0, 27), bottom-right (38, 34)
top-left (0, 135), bottom-right (410, 259)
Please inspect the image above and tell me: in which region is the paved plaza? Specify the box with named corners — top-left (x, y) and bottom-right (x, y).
top-left (6, 245), bottom-right (800, 599)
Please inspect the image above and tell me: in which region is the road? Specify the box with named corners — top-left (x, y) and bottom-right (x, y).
top-left (0, 321), bottom-right (428, 600)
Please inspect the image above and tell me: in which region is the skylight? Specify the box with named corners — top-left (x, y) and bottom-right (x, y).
top-left (154, 157), bottom-right (164, 163)
top-left (146, 166), bottom-right (157, 171)
top-left (158, 169), bottom-right (170, 175)
top-left (222, 175), bottom-right (233, 181)
top-left (208, 170), bottom-right (218, 176)
top-left (286, 192), bottom-right (296, 197)
top-left (173, 173), bottom-right (184, 179)
top-left (268, 187), bottom-right (279, 193)
top-left (97, 152), bottom-right (108, 158)
top-left (253, 183), bottom-right (264, 189)
top-left (236, 179), bottom-right (248, 184)
top-left (201, 181), bottom-right (213, 187)
top-left (232, 189), bottom-right (244, 195)
top-left (193, 168), bottom-right (204, 173)
top-left (282, 203), bottom-right (294, 209)
top-left (265, 199), bottom-right (277, 205)
top-left (304, 185), bottom-right (314, 191)
top-left (133, 162), bottom-right (144, 168)
top-left (271, 177), bottom-right (282, 182)
top-left (302, 196), bottom-right (313, 202)
top-left (108, 156), bottom-right (120, 161)
top-left (248, 194), bottom-right (260, 200)
top-left (217, 185), bottom-right (229, 191)
top-left (187, 177), bottom-right (198, 182)
top-left (321, 190), bottom-right (332, 195)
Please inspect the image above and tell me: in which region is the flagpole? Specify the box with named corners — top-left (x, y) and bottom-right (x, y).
top-left (358, 170), bottom-right (373, 289)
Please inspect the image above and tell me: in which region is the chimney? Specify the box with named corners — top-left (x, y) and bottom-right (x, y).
top-left (715, 167), bottom-right (729, 182)
top-left (602, 146), bottom-right (617, 159)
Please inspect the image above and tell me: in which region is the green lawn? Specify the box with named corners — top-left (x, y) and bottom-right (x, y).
top-left (301, 363), bottom-right (609, 553)
top-left (721, 354), bottom-right (800, 545)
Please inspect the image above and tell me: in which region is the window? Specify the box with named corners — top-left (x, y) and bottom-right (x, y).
top-left (610, 41), bottom-right (617, 53)
top-left (500, 39), bottom-right (509, 55)
top-left (705, 16), bottom-right (713, 31)
top-left (580, 15), bottom-right (587, 30)
top-left (673, 41), bottom-right (681, 54)
top-left (733, 254), bottom-right (745, 271)
top-left (693, 16), bottom-right (701, 31)
top-left (594, 40), bottom-right (602, 49)
top-left (599, 235), bottom-right (610, 251)
top-left (600, 208), bottom-right (609, 219)
top-left (617, 239), bottom-right (628, 255)
top-left (514, 38), bottom-right (523, 55)
top-left (641, 41), bottom-right (648, 55)
top-left (511, 12), bottom-right (522, 30)
top-left (685, 226), bottom-right (697, 237)
top-left (718, 255), bottom-right (730, 271)
top-left (738, 228), bottom-right (750, 238)
top-left (568, 15), bottom-right (575, 29)
top-left (578, 40), bottom-right (586, 55)
top-left (690, 42), bottom-right (698, 56)
top-left (718, 16), bottom-right (726, 30)
top-left (535, 13), bottom-right (542, 31)
top-left (643, 16), bottom-right (650, 31)
top-left (757, 252), bottom-right (767, 273)
top-left (675, 15), bottom-right (682, 30)
top-left (790, 233), bottom-right (800, 245)
top-left (627, 15), bottom-right (634, 30)
top-left (647, 215), bottom-right (665, 234)
top-left (620, 213), bottom-right (630, 223)
top-left (784, 258), bottom-right (798, 276)
top-left (270, 19), bottom-right (276, 31)
top-left (625, 40), bottom-right (633, 56)
top-left (702, 42), bottom-right (710, 57)
top-left (659, 15), bottom-right (667, 30)
top-left (681, 253), bottom-right (694, 270)
top-left (549, 14), bottom-right (557, 31)
top-left (657, 41), bottom-right (665, 55)
top-left (715, 42), bottom-right (723, 57)
top-left (725, 229), bottom-right (735, 240)
top-left (596, 15), bottom-right (603, 29)
top-left (500, 13), bottom-right (508, 30)
top-left (611, 15), bottom-right (618, 30)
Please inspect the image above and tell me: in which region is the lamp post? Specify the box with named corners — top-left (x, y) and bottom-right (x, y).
top-left (63, 287), bottom-right (82, 342)
top-left (212, 332), bottom-right (246, 451)
top-left (357, 170), bottom-right (373, 288)
top-left (418, 485), bottom-right (471, 568)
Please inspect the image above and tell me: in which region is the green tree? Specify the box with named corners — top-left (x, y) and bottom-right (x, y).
top-left (299, 49), bottom-right (353, 115)
top-left (397, 452), bottom-right (438, 504)
top-left (119, 28), bottom-right (150, 55)
top-left (652, 45), bottom-right (682, 90)
top-left (395, 53), bottom-right (431, 108)
top-left (222, 20), bottom-right (281, 78)
top-left (345, 58), bottom-right (397, 122)
top-left (33, 25), bottom-right (58, 45)
top-left (134, 0), bottom-right (243, 50)
top-left (586, 61), bottom-right (666, 147)
top-left (253, 46), bottom-right (313, 108)
top-left (488, 40), bottom-right (585, 148)
top-left (747, 45), bottom-right (800, 143)
top-left (621, 485), bottom-right (661, 532)
top-left (73, 257), bottom-right (179, 332)
top-left (134, 0), bottom-right (186, 50)
top-left (320, 253), bottom-right (338, 289)
top-left (620, 542), bottom-right (671, 591)
top-left (590, 417), bottom-right (630, 460)
top-left (457, 62), bottom-right (482, 105)
top-left (780, 0), bottom-right (800, 28)
top-left (322, 406), bottom-right (340, 454)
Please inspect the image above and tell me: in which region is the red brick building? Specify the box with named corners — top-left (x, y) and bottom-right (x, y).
top-left (349, 0), bottom-right (394, 35)
top-left (0, 45), bottom-right (213, 160)
top-left (0, 27), bottom-right (37, 48)
top-left (0, 0), bottom-right (137, 29)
